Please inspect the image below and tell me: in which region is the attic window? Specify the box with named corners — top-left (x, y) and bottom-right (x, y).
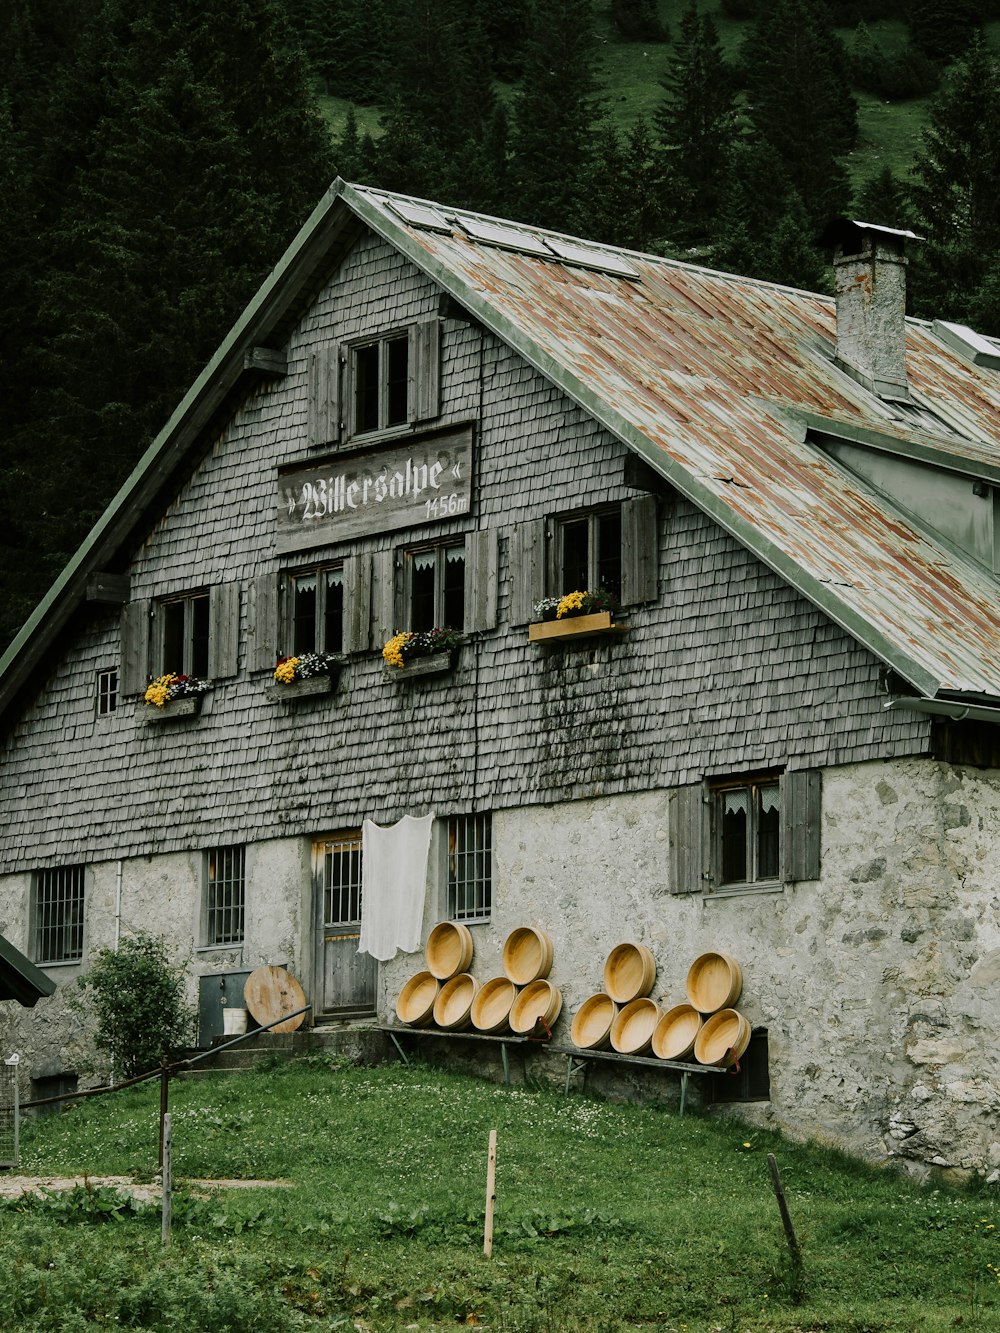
top-left (457, 217), bottom-right (551, 257)
top-left (543, 237), bottom-right (639, 279)
top-left (932, 319), bottom-right (1000, 371)
top-left (387, 199), bottom-right (452, 234)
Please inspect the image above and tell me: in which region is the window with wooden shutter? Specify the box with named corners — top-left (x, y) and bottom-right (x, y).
top-left (307, 344), bottom-right (341, 448)
top-left (252, 573), bottom-right (279, 672)
top-left (344, 321), bottom-right (441, 440)
top-left (120, 600), bottom-right (151, 696)
top-left (668, 783), bottom-right (708, 894)
top-left (531, 497), bottom-right (659, 618)
top-left (509, 519), bottom-right (547, 625)
top-left (780, 769), bottom-right (822, 883)
top-left (463, 529), bottom-right (498, 634)
top-left (621, 494), bottom-right (658, 605)
top-left (208, 582), bottom-right (240, 680)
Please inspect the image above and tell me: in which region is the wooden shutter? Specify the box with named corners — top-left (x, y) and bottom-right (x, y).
top-left (251, 573), bottom-right (279, 671)
top-left (411, 318), bottom-right (441, 422)
top-left (342, 555), bottom-right (372, 655)
top-left (371, 549), bottom-right (397, 647)
top-left (620, 494), bottom-right (658, 606)
top-left (307, 343), bottom-right (341, 447)
top-left (508, 519), bottom-right (547, 626)
top-left (208, 582), bottom-right (241, 679)
top-left (668, 783), bottom-right (707, 894)
top-left (781, 768), bottom-right (822, 882)
top-left (120, 600), bottom-right (151, 696)
top-left (463, 529), bottom-right (499, 633)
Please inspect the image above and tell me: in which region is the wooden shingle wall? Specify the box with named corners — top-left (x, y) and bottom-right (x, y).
top-left (0, 233), bottom-right (931, 872)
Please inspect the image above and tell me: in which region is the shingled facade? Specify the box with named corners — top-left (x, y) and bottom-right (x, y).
top-left (1, 186), bottom-right (998, 1177)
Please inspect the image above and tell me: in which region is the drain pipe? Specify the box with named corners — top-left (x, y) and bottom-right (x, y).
top-left (884, 697), bottom-right (1000, 725)
top-left (114, 859), bottom-right (123, 950)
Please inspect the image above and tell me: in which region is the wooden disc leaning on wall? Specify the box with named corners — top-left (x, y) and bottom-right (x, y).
top-left (693, 1009), bottom-right (751, 1067)
top-left (603, 943), bottom-right (656, 1004)
top-left (471, 977), bottom-right (518, 1034)
top-left (501, 926), bottom-right (553, 985)
top-left (425, 921), bottom-right (474, 980)
top-left (244, 965), bottom-right (307, 1033)
top-left (570, 993), bottom-right (618, 1051)
top-left (433, 973), bottom-right (480, 1030)
top-left (651, 1003), bottom-right (703, 1061)
top-left (685, 953), bottom-right (743, 1014)
top-left (609, 997), bottom-right (662, 1055)
top-left (395, 971), bottom-right (440, 1027)
top-left (509, 979), bottom-right (562, 1035)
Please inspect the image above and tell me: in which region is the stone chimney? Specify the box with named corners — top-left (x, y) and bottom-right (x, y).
top-left (825, 219), bottom-right (919, 402)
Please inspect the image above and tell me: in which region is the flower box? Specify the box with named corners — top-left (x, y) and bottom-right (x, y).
top-left (383, 650), bottom-right (455, 682)
top-left (265, 673), bottom-right (336, 703)
top-left (143, 696), bottom-right (202, 723)
top-left (528, 612), bottom-right (628, 643)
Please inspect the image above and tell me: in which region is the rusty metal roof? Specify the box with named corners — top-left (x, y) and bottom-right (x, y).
top-left (351, 185), bottom-right (1000, 701)
top-left (3, 179), bottom-right (999, 726)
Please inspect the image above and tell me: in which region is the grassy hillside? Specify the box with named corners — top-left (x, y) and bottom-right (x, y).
top-left (3, 1058), bottom-right (998, 1331)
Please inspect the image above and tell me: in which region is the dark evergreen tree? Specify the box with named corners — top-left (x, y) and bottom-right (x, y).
top-left (907, 0), bottom-right (984, 64)
top-left (0, 0), bottom-right (335, 651)
top-left (653, 2), bottom-right (736, 244)
top-left (589, 117), bottom-right (664, 252)
top-left (509, 0), bottom-right (603, 232)
top-left (855, 164), bottom-right (912, 231)
top-left (714, 138), bottom-right (827, 291)
top-left (285, 0), bottom-right (389, 103)
top-left (740, 0), bottom-right (857, 231)
top-left (373, 0), bottom-right (503, 208)
top-left (611, 0), bottom-right (669, 42)
top-left (907, 37), bottom-right (1000, 331)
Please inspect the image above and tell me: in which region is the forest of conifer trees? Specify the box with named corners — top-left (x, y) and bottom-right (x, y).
top-left (3, 0), bottom-right (1000, 653)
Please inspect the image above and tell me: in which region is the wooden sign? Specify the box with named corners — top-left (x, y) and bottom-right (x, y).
top-left (277, 424), bottom-right (474, 554)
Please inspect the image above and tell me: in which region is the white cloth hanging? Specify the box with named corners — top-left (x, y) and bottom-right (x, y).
top-left (358, 812), bottom-right (434, 961)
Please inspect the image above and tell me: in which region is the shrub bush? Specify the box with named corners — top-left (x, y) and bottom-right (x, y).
top-left (75, 932), bottom-right (194, 1079)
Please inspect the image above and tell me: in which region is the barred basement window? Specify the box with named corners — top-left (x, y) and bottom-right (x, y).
top-left (96, 668), bottom-right (118, 716)
top-left (33, 866), bottom-right (85, 964)
top-left (204, 845), bottom-right (245, 946)
top-left (447, 814), bottom-right (492, 921)
top-left (318, 832), bottom-right (363, 928)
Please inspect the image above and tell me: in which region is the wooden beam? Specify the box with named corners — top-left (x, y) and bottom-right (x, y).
top-left (243, 347), bottom-right (287, 377)
top-left (85, 573), bottom-right (130, 605)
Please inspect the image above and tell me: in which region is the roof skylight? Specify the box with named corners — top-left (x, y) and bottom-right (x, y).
top-left (387, 199), bottom-right (453, 233)
top-left (457, 217), bottom-right (552, 256)
top-left (543, 237), bottom-right (639, 278)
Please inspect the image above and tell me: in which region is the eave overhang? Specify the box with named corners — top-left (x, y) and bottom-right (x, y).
top-left (0, 933), bottom-right (57, 1007)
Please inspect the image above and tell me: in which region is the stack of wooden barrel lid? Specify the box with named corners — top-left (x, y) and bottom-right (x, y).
top-left (570, 947), bottom-right (749, 1068)
top-left (395, 924), bottom-right (561, 1036)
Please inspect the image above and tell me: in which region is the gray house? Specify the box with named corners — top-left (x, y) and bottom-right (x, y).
top-left (1, 183), bottom-right (998, 1177)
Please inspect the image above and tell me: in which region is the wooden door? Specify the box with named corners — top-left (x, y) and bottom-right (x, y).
top-left (313, 833), bottom-right (377, 1016)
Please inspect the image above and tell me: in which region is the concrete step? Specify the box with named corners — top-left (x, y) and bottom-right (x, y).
top-left (174, 1023), bottom-right (387, 1079)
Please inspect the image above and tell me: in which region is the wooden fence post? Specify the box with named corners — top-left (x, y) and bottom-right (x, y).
top-left (484, 1129), bottom-right (497, 1258)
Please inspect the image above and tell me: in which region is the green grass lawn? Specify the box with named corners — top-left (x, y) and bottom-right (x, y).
top-left (3, 1057), bottom-right (998, 1331)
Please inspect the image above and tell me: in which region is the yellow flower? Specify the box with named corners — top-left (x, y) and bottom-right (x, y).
top-left (144, 674), bottom-right (178, 708)
top-left (556, 590), bottom-right (586, 619)
top-left (382, 632), bottom-right (410, 669)
top-left (274, 658), bottom-right (299, 683)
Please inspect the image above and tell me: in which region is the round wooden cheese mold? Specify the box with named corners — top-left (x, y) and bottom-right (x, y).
top-left (603, 943), bottom-right (656, 1004)
top-left (471, 976), bottom-right (518, 1034)
top-left (501, 926), bottom-right (553, 985)
top-left (425, 921), bottom-right (474, 980)
top-left (570, 992), bottom-right (619, 1051)
top-left (610, 997), bottom-right (661, 1055)
top-left (693, 1008), bottom-right (751, 1067)
top-left (509, 979), bottom-right (562, 1034)
top-left (433, 973), bottom-right (480, 1030)
top-left (685, 953), bottom-right (743, 1014)
top-left (651, 1003), bottom-right (702, 1061)
top-left (243, 965), bottom-right (307, 1033)
top-left (395, 970), bottom-right (440, 1027)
